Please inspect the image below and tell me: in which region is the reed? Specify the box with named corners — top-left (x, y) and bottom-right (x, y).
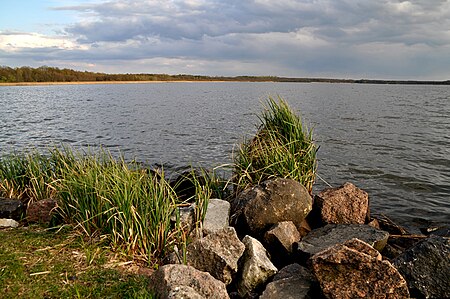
top-left (233, 97), bottom-right (317, 194)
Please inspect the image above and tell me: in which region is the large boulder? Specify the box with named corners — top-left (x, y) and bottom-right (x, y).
top-left (0, 198), bottom-right (25, 220)
top-left (311, 238), bottom-right (409, 299)
top-left (237, 235), bottom-right (278, 297)
top-left (230, 178), bottom-right (312, 237)
top-left (149, 264), bottom-right (229, 299)
top-left (184, 227), bottom-right (245, 285)
top-left (26, 198), bottom-right (57, 224)
top-left (393, 235), bottom-right (450, 298)
top-left (314, 182), bottom-right (369, 225)
top-left (294, 224), bottom-right (389, 261)
top-left (202, 198), bottom-right (230, 236)
top-left (260, 263), bottom-right (318, 299)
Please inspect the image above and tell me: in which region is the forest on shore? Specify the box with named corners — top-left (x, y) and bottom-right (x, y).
top-left (1, 65), bottom-right (449, 85)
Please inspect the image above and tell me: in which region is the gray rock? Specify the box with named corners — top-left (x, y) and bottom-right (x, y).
top-left (238, 235), bottom-right (278, 297)
top-left (260, 263), bottom-right (317, 299)
top-left (170, 204), bottom-right (196, 233)
top-left (294, 224), bottom-right (389, 259)
top-left (203, 198), bottom-right (230, 235)
top-left (311, 238), bottom-right (409, 299)
top-left (0, 218), bottom-right (19, 228)
top-left (149, 264), bottom-right (229, 299)
top-left (231, 178), bottom-right (312, 237)
top-left (314, 182), bottom-right (369, 225)
top-left (185, 227), bottom-right (245, 285)
top-left (0, 198), bottom-right (25, 220)
top-left (393, 235), bottom-right (450, 299)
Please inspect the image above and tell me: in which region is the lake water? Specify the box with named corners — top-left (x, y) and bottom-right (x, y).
top-left (1, 82), bottom-right (449, 230)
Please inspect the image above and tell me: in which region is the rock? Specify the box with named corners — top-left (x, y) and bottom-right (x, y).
top-left (314, 182), bottom-right (369, 225)
top-left (0, 198), bottom-right (25, 220)
top-left (149, 264), bottom-right (229, 299)
top-left (238, 235), bottom-right (278, 297)
top-left (0, 218), bottom-right (19, 228)
top-left (185, 227), bottom-right (245, 285)
top-left (393, 235), bottom-right (450, 299)
top-left (26, 198), bottom-right (57, 224)
top-left (373, 214), bottom-right (409, 235)
top-left (170, 169), bottom-right (207, 202)
top-left (294, 224), bottom-right (389, 261)
top-left (264, 221), bottom-right (300, 254)
top-left (264, 221), bottom-right (300, 267)
top-left (260, 263), bottom-right (318, 299)
top-left (203, 198), bottom-right (230, 235)
top-left (170, 204), bottom-right (196, 234)
top-left (230, 178), bottom-right (312, 237)
top-left (311, 238), bottom-right (409, 299)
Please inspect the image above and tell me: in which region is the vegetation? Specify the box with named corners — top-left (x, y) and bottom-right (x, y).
top-left (0, 148), bottom-right (214, 266)
top-left (0, 225), bottom-right (153, 298)
top-left (1, 65), bottom-right (449, 84)
top-left (233, 97), bottom-right (317, 195)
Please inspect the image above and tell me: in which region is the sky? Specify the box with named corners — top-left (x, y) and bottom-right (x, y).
top-left (1, 0), bottom-right (449, 80)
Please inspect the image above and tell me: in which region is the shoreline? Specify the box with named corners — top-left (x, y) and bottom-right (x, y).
top-left (0, 80), bottom-right (233, 86)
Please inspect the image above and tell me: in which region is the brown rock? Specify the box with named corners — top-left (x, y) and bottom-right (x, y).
top-left (314, 182), bottom-right (369, 225)
top-left (231, 178), bottom-right (312, 237)
top-left (149, 264), bottom-right (229, 298)
top-left (185, 227), bottom-right (245, 285)
top-left (26, 198), bottom-right (57, 224)
top-left (311, 238), bottom-right (409, 299)
top-left (264, 221), bottom-right (301, 254)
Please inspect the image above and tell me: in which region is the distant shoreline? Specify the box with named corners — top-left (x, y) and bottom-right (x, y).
top-left (1, 79), bottom-right (450, 86)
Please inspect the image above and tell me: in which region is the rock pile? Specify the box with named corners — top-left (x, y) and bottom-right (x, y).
top-left (150, 179), bottom-right (449, 298)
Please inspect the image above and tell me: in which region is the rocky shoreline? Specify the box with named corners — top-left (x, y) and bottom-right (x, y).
top-left (1, 179), bottom-right (449, 298)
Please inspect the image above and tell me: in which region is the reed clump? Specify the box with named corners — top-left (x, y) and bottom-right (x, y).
top-left (0, 148), bottom-right (214, 265)
top-left (233, 97), bottom-right (317, 194)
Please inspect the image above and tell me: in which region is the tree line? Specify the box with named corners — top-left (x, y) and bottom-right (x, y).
top-left (1, 66), bottom-right (449, 85)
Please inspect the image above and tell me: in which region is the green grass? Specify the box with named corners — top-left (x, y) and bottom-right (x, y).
top-left (0, 225), bottom-right (154, 299)
top-left (233, 97), bottom-right (317, 194)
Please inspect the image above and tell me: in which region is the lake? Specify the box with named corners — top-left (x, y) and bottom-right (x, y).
top-left (1, 82), bottom-right (449, 230)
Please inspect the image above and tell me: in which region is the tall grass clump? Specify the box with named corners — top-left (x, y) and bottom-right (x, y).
top-left (233, 97), bottom-right (317, 194)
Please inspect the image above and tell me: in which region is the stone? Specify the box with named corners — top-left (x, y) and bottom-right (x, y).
top-left (264, 221), bottom-right (301, 267)
top-left (149, 264), bottom-right (229, 299)
top-left (260, 263), bottom-right (318, 299)
top-left (393, 235), bottom-right (450, 299)
top-left (203, 198), bottom-right (230, 235)
top-left (238, 235), bottom-right (278, 297)
top-left (170, 169), bottom-right (207, 202)
top-left (294, 224), bottom-right (389, 261)
top-left (0, 218), bottom-right (19, 228)
top-left (230, 178), bottom-right (312, 237)
top-left (185, 227), bottom-right (245, 285)
top-left (26, 198), bottom-right (57, 224)
top-left (311, 238), bottom-right (409, 299)
top-left (0, 198), bottom-right (25, 220)
top-left (170, 204), bottom-right (196, 234)
top-left (314, 182), bottom-right (369, 225)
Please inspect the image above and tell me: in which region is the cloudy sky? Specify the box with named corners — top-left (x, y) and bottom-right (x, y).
top-left (1, 0), bottom-right (449, 79)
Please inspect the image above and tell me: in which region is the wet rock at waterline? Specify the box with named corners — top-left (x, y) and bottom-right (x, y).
top-left (149, 264), bottom-right (229, 299)
top-left (393, 235), bottom-right (450, 299)
top-left (237, 235), bottom-right (278, 297)
top-left (313, 182), bottom-right (369, 225)
top-left (0, 198), bottom-right (25, 221)
top-left (294, 224), bottom-right (389, 260)
top-left (230, 178), bottom-right (312, 237)
top-left (183, 227), bottom-right (245, 285)
top-left (311, 238), bottom-right (409, 299)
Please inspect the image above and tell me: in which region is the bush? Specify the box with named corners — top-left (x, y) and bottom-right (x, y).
top-left (233, 97), bottom-right (317, 194)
